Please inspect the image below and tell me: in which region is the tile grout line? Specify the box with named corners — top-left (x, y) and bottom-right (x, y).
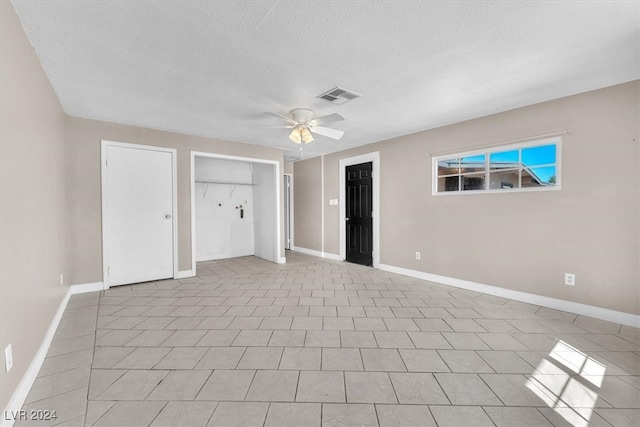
top-left (80, 292), bottom-right (102, 426)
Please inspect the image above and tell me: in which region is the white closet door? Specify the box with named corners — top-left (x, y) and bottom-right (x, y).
top-left (104, 144), bottom-right (174, 286)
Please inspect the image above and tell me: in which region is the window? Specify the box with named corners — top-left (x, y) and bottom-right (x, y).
top-left (433, 137), bottom-right (560, 195)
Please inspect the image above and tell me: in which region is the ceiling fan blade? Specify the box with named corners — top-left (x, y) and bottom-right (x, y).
top-left (309, 113), bottom-right (344, 126)
top-left (310, 125), bottom-right (344, 140)
top-left (264, 112), bottom-right (297, 125)
top-left (254, 125), bottom-right (295, 129)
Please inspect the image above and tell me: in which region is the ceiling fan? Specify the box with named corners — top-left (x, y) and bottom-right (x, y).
top-left (265, 108), bottom-right (344, 144)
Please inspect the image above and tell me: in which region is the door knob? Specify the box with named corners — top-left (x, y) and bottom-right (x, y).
top-left (345, 217), bottom-right (350, 221)
top-left (165, 214), bottom-right (171, 219)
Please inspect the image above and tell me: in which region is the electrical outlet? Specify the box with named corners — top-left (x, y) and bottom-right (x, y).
top-left (5, 344), bottom-right (13, 373)
top-left (415, 252), bottom-right (421, 260)
top-left (565, 273), bottom-right (576, 286)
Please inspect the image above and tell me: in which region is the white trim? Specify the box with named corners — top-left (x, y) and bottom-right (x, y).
top-left (2, 291), bottom-right (70, 427)
top-left (322, 252), bottom-right (342, 261)
top-left (101, 140), bottom-right (178, 289)
top-left (431, 186), bottom-right (562, 196)
top-left (275, 161), bottom-right (282, 263)
top-left (291, 246), bottom-right (323, 258)
top-left (283, 173), bottom-right (294, 250)
top-left (190, 151), bottom-right (282, 268)
top-left (432, 136), bottom-right (562, 196)
top-left (278, 257), bottom-right (287, 264)
top-left (292, 246), bottom-right (341, 261)
top-left (190, 152), bottom-right (197, 274)
top-left (339, 152), bottom-right (380, 268)
top-left (321, 155), bottom-right (325, 255)
top-left (378, 263), bottom-right (640, 328)
top-left (70, 282), bottom-right (104, 294)
top-left (1, 280), bottom-right (104, 427)
top-left (176, 270), bottom-right (195, 279)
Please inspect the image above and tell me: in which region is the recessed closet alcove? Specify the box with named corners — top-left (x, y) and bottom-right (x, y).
top-left (192, 154), bottom-right (279, 264)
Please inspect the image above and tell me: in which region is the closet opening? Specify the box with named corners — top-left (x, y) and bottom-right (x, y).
top-left (190, 152), bottom-right (281, 273)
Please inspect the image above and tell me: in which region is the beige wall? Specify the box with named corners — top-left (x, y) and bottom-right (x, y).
top-left (284, 161), bottom-right (294, 175)
top-left (66, 117), bottom-right (285, 285)
top-left (0, 1), bottom-right (69, 409)
top-left (295, 81), bottom-right (640, 315)
top-left (293, 157), bottom-right (323, 251)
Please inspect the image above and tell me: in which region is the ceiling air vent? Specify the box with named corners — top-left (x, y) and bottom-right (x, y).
top-left (317, 87), bottom-right (360, 105)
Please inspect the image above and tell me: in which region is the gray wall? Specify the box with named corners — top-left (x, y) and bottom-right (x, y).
top-left (66, 117), bottom-right (286, 285)
top-left (284, 161), bottom-right (294, 175)
top-left (0, 1), bottom-right (69, 410)
top-left (295, 81), bottom-right (640, 315)
top-left (253, 162), bottom-right (278, 262)
top-left (293, 156), bottom-right (323, 252)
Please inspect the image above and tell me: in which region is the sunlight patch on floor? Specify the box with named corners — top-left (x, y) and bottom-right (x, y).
top-left (526, 340), bottom-right (606, 427)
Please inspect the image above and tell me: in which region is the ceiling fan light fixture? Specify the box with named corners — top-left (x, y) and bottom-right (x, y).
top-left (268, 109), bottom-right (344, 144)
top-left (289, 127), bottom-right (302, 144)
top-left (300, 127), bottom-right (314, 143)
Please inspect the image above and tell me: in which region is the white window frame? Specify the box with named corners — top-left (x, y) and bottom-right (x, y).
top-left (432, 137), bottom-right (562, 196)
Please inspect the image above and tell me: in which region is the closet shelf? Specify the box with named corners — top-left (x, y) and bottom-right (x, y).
top-left (196, 179), bottom-right (256, 197)
top-left (195, 179), bottom-right (255, 186)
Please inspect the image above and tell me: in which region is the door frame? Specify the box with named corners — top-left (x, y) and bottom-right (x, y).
top-left (101, 140), bottom-right (178, 289)
top-left (283, 173), bottom-right (294, 250)
top-left (190, 151), bottom-right (283, 275)
top-left (339, 151), bottom-right (380, 268)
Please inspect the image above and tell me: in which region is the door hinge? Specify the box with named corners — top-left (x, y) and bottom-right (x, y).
top-left (107, 267), bottom-right (110, 276)
top-left (105, 158), bottom-right (108, 167)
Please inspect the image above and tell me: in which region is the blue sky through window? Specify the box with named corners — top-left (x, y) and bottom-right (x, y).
top-left (522, 144), bottom-right (556, 166)
top-left (529, 166), bottom-right (556, 183)
top-left (490, 150), bottom-right (518, 165)
top-left (460, 154), bottom-right (485, 164)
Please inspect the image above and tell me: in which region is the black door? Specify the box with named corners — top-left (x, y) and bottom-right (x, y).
top-left (346, 162), bottom-right (373, 266)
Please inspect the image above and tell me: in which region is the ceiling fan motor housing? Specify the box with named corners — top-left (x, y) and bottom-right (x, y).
top-left (290, 108), bottom-right (314, 124)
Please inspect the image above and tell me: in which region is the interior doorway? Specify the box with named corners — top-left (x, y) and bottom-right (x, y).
top-left (190, 152), bottom-right (282, 273)
top-left (101, 140), bottom-right (177, 288)
top-left (339, 151), bottom-right (380, 268)
top-left (345, 162), bottom-right (373, 266)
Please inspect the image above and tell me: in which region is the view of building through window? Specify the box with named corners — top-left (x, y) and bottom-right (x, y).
top-left (434, 139), bottom-right (559, 194)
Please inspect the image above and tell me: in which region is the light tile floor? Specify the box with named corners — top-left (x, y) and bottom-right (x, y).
top-left (18, 252), bottom-right (640, 426)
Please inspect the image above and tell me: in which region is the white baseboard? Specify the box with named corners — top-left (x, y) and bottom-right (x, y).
top-left (176, 270), bottom-right (195, 279)
top-left (1, 280), bottom-right (107, 427)
top-left (291, 245), bottom-right (322, 257)
top-left (2, 288), bottom-right (72, 427)
top-left (292, 246), bottom-right (341, 261)
top-left (379, 263), bottom-right (640, 328)
top-left (278, 257), bottom-right (287, 264)
top-left (70, 281), bottom-right (104, 293)
top-left (322, 252), bottom-right (342, 261)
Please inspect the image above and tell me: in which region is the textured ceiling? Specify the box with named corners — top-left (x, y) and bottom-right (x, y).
top-left (11, 1), bottom-right (640, 160)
